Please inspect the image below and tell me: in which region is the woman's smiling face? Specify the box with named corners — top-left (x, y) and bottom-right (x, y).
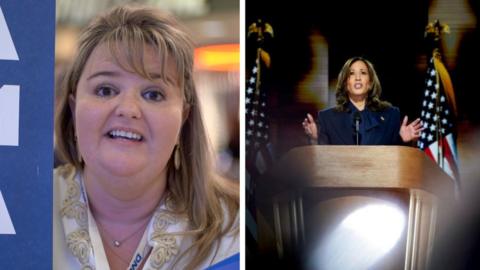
top-left (73, 42), bottom-right (185, 182)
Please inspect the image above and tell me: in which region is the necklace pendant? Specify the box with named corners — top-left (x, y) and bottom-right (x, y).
top-left (113, 240), bottom-right (121, 247)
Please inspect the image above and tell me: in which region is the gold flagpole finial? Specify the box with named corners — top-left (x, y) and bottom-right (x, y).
top-left (425, 19), bottom-right (450, 41)
top-left (248, 20), bottom-right (274, 68)
top-left (248, 20), bottom-right (274, 42)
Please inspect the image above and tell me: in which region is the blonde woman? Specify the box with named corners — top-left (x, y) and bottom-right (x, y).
top-left (54, 5), bottom-right (238, 270)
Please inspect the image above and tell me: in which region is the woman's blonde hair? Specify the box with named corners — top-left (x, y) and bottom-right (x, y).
top-left (55, 5), bottom-right (238, 269)
top-left (335, 56), bottom-right (391, 111)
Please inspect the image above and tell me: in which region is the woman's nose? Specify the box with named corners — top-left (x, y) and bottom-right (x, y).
top-left (115, 93), bottom-right (142, 119)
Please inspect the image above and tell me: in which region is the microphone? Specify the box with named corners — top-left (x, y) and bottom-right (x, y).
top-left (353, 111), bottom-right (361, 145)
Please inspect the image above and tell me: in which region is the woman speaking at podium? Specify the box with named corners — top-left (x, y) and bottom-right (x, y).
top-left (53, 4), bottom-right (238, 270)
top-left (302, 56), bottom-right (423, 145)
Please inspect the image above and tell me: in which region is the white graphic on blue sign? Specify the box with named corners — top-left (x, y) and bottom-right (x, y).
top-left (0, 85), bottom-right (20, 146)
top-left (0, 5), bottom-right (18, 235)
top-left (0, 6), bottom-right (18, 60)
top-left (0, 191), bottom-right (15, 234)
top-left (0, 6), bottom-right (20, 146)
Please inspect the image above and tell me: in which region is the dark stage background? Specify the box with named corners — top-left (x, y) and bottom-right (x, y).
top-left (246, 0), bottom-right (480, 268)
top-left (246, 0), bottom-right (479, 159)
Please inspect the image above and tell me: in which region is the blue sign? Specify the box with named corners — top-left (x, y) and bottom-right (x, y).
top-left (0, 0), bottom-right (54, 268)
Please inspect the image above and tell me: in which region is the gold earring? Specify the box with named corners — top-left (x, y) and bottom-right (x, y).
top-left (77, 150), bottom-right (83, 164)
top-left (174, 145), bottom-right (181, 170)
top-left (74, 133), bottom-right (83, 165)
top-left (76, 142), bottom-right (83, 165)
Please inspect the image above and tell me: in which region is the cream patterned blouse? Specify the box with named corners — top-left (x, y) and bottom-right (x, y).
top-left (53, 165), bottom-right (239, 270)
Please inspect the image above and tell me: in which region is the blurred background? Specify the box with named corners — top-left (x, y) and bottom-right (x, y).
top-left (55, 0), bottom-right (240, 181)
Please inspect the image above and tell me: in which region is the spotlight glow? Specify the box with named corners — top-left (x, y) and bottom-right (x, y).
top-left (310, 203), bottom-right (406, 270)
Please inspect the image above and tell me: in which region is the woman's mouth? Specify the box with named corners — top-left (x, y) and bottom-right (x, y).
top-left (107, 129), bottom-right (144, 142)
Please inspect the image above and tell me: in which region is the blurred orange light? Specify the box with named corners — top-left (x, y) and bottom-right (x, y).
top-left (194, 44), bottom-right (239, 72)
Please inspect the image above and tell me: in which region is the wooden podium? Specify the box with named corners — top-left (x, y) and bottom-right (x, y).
top-left (256, 146), bottom-right (454, 270)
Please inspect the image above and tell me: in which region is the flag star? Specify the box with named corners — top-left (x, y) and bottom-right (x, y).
top-left (440, 95), bottom-right (445, 102)
top-left (252, 66), bottom-right (258, 74)
top-left (426, 112), bottom-right (431, 119)
top-left (445, 109), bottom-right (449, 115)
top-left (261, 102), bottom-right (266, 107)
top-left (249, 120), bottom-right (254, 126)
top-left (421, 132), bottom-right (426, 139)
top-left (260, 112), bottom-right (265, 117)
top-left (247, 129), bottom-right (253, 136)
top-left (441, 128), bottom-right (445, 134)
top-left (251, 109), bottom-right (257, 116)
top-left (421, 110), bottom-right (425, 116)
top-left (420, 142), bottom-right (424, 149)
top-left (256, 132), bottom-right (262, 137)
top-left (425, 89), bottom-right (430, 96)
top-left (430, 92), bottom-right (437, 99)
top-left (423, 122), bottom-right (429, 128)
top-left (264, 134), bottom-right (268, 139)
top-left (428, 134), bottom-right (433, 141)
top-left (433, 114), bottom-right (438, 121)
top-left (430, 69), bottom-right (436, 76)
top-left (246, 140), bottom-right (250, 146)
top-left (258, 122), bottom-right (263, 127)
top-left (246, 97), bottom-right (251, 104)
top-left (247, 87), bottom-right (253, 94)
top-left (442, 118), bottom-right (447, 124)
top-left (427, 80), bottom-right (432, 87)
top-left (428, 102), bottom-right (434, 109)
top-left (423, 100), bottom-right (427, 107)
top-left (430, 124), bottom-right (436, 131)
top-left (249, 77), bottom-right (255, 84)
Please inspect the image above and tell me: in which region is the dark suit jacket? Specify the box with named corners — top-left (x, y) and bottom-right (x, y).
top-left (317, 102), bottom-right (402, 145)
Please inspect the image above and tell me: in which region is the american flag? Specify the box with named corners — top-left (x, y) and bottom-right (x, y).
top-left (245, 59), bottom-right (271, 174)
top-left (245, 57), bottom-right (273, 257)
top-left (417, 52), bottom-right (460, 185)
top-left (246, 21), bottom-right (274, 260)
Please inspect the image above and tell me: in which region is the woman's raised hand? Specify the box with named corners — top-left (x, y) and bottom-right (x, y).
top-left (302, 113), bottom-right (318, 143)
top-left (399, 116), bottom-right (424, 143)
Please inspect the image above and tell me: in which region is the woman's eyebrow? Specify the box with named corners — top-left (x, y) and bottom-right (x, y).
top-left (86, 70), bottom-right (121, 80)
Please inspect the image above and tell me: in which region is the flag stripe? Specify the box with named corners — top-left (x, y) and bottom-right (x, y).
top-left (418, 53), bottom-right (460, 188)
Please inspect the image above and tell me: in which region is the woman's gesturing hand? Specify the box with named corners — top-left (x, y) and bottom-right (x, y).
top-left (399, 116), bottom-right (424, 143)
top-left (302, 113), bottom-right (318, 143)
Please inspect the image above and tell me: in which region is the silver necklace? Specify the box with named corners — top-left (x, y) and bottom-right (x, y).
top-left (98, 219), bottom-right (150, 248)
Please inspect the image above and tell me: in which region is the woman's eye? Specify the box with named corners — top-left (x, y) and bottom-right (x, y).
top-left (142, 90), bottom-right (164, 101)
top-left (95, 86), bottom-right (117, 97)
